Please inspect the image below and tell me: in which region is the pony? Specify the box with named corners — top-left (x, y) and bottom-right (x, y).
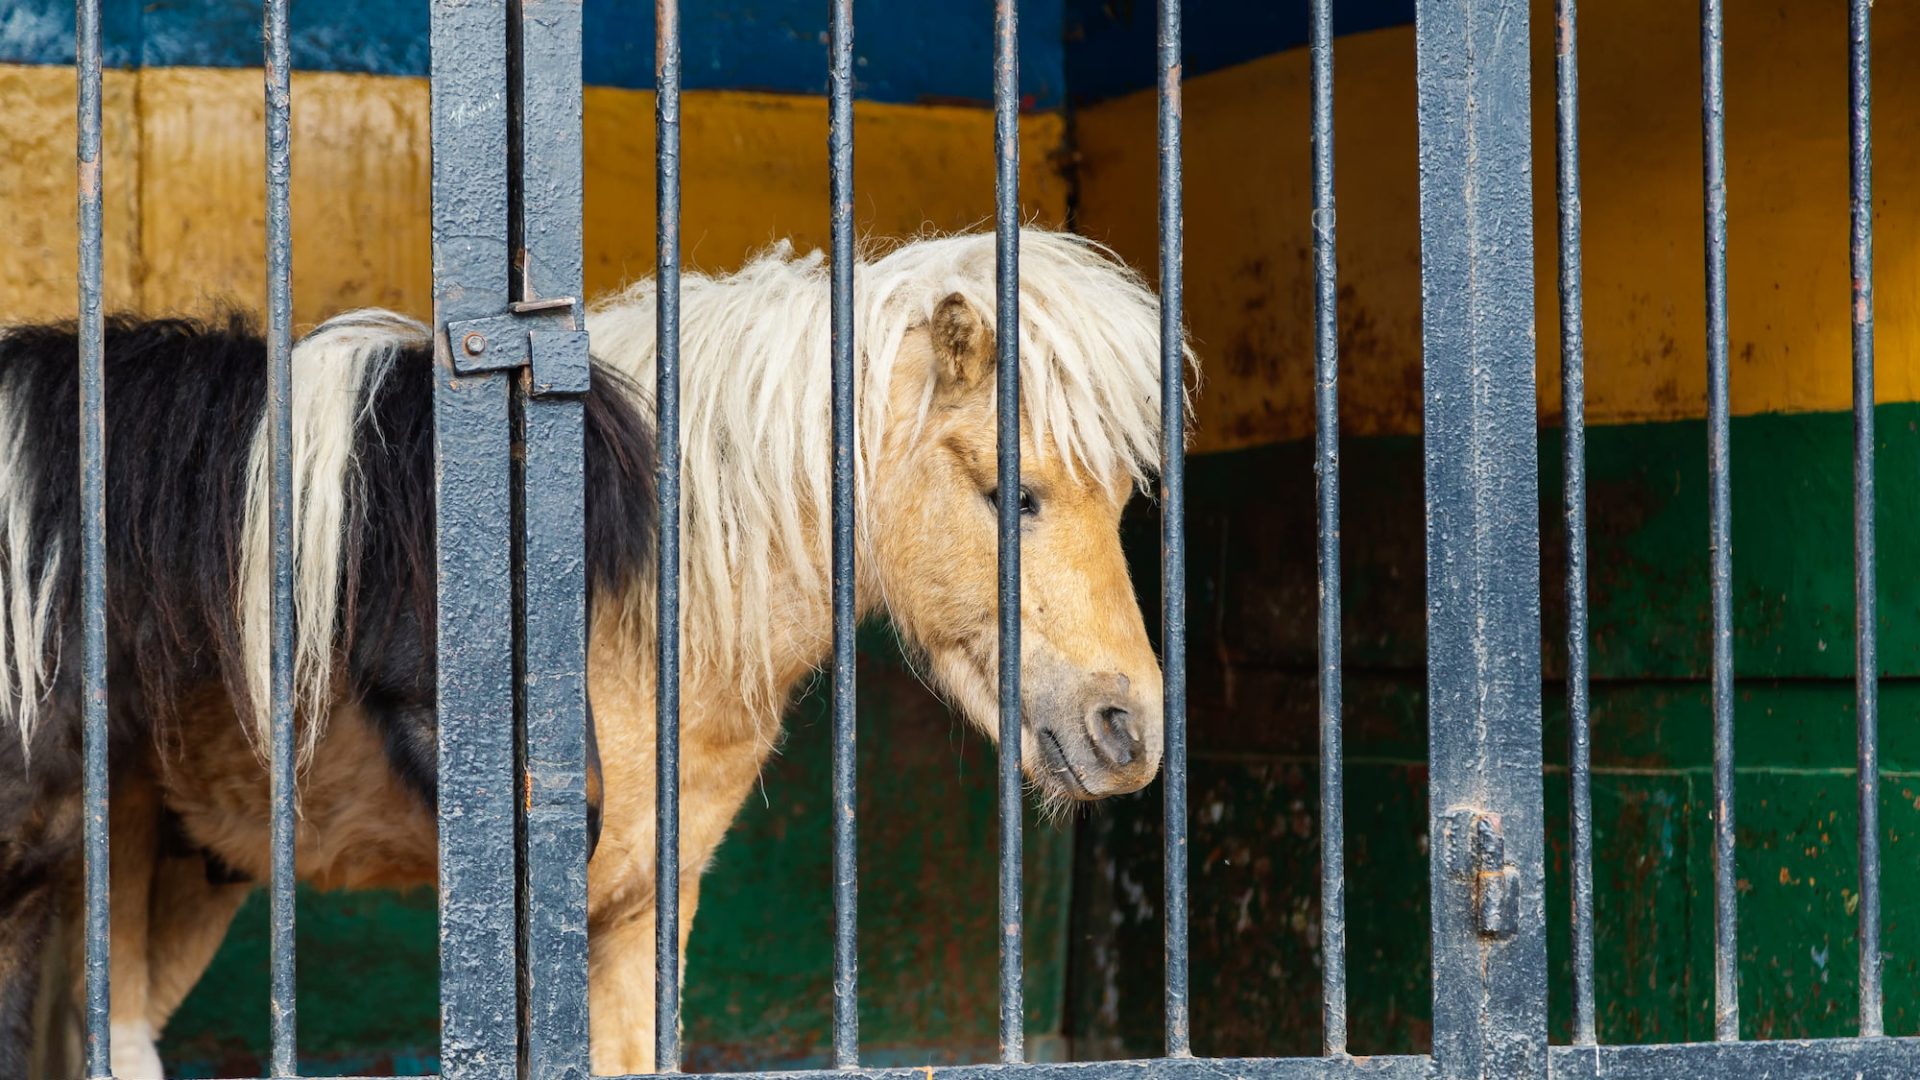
top-left (0, 227), bottom-right (1190, 1077)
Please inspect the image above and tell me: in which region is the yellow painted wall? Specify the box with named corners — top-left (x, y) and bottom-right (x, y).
top-left (1075, 1), bottom-right (1920, 451)
top-left (0, 65), bottom-right (1068, 330)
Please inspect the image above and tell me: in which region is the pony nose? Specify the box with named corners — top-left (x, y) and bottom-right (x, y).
top-left (1087, 703), bottom-right (1144, 768)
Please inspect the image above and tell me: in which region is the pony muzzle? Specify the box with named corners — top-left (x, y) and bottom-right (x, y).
top-left (1028, 670), bottom-right (1162, 800)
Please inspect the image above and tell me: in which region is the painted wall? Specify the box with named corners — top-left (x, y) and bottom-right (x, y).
top-left (9, 0), bottom-right (1918, 1068)
top-left (1073, 0), bottom-right (1920, 450)
top-left (1067, 0), bottom-right (1920, 1056)
top-left (0, 0), bottom-right (1070, 327)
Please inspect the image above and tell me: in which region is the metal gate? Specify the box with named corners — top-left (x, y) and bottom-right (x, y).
top-left (55, 0), bottom-right (1904, 1077)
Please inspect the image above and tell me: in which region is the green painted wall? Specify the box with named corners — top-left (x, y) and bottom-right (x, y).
top-left (161, 628), bottom-right (1075, 1075)
top-left (1073, 406), bottom-right (1920, 1055)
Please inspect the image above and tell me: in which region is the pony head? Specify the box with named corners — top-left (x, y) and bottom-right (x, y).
top-left (587, 228), bottom-right (1193, 808)
top-left (859, 231), bottom-right (1190, 805)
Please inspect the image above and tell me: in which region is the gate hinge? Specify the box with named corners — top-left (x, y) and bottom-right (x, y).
top-left (445, 296), bottom-right (590, 398)
top-left (1440, 808), bottom-right (1519, 941)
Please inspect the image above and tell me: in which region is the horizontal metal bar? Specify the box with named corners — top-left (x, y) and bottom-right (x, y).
top-left (607, 1057), bottom-right (1431, 1080)
top-left (444, 308), bottom-right (580, 376)
top-left (1550, 1037), bottom-right (1920, 1080)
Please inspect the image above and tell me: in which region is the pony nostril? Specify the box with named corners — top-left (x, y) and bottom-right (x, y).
top-left (1090, 705), bottom-right (1140, 767)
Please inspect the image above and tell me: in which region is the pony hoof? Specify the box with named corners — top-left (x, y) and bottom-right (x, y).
top-left (109, 1020), bottom-right (166, 1079)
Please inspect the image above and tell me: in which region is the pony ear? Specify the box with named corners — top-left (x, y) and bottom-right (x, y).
top-left (931, 293), bottom-right (994, 393)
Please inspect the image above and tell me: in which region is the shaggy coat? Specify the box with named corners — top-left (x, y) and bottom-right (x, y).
top-left (0, 227), bottom-right (1186, 1077)
top-left (0, 312), bottom-right (653, 1075)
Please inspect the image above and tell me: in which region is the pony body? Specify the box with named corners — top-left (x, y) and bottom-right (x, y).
top-left (0, 228), bottom-right (1186, 1077)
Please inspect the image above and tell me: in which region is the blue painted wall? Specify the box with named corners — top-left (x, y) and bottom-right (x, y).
top-left (1062, 0), bottom-right (1413, 105)
top-left (0, 0), bottom-right (1067, 108)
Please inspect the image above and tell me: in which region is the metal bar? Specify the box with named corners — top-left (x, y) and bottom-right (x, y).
top-left (1550, 1037), bottom-right (1920, 1080)
top-left (655, 0), bottom-right (685, 1069)
top-left (509, 0), bottom-right (592, 1073)
top-left (1553, 0), bottom-right (1595, 1050)
top-left (1849, 0), bottom-right (1880, 1040)
top-left (262, 0), bottom-right (299, 1072)
top-left (1306, 0), bottom-right (1343, 1058)
top-left (606, 1056), bottom-right (1434, 1080)
top-left (1146, 0), bottom-right (1194, 1061)
top-left (1412, 0), bottom-right (1548, 1078)
top-left (1699, 0), bottom-right (1738, 1044)
top-left (827, 0), bottom-right (860, 1068)
top-left (74, 0), bottom-right (110, 1072)
top-left (428, 0), bottom-right (518, 1074)
top-left (1157, 0), bottom-right (1190, 1061)
top-left (992, 0), bottom-right (1023, 1062)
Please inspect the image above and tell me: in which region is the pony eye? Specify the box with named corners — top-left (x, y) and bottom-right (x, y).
top-left (985, 486), bottom-right (1039, 517)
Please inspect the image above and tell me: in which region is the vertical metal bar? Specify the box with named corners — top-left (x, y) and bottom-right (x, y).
top-left (992, 0), bottom-right (1024, 1063)
top-left (510, 0), bottom-right (592, 1073)
top-left (1413, 0), bottom-right (1548, 1078)
top-left (1555, 0), bottom-right (1596, 1050)
top-left (827, 0), bottom-right (860, 1068)
top-left (74, 0), bottom-right (110, 1072)
top-left (1157, 0), bottom-right (1190, 1061)
top-left (1700, 0), bottom-right (1739, 1044)
top-left (428, 0), bottom-right (517, 1075)
top-left (262, 0), bottom-right (299, 1072)
top-left (1849, 0), bottom-right (1881, 1041)
top-left (654, 0), bottom-right (685, 1069)
top-left (1306, 0), bottom-right (1344, 1058)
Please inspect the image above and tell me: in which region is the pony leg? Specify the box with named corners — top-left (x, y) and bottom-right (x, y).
top-left (103, 768), bottom-right (163, 1080)
top-left (48, 763), bottom-right (249, 1080)
top-left (140, 854), bottom-right (250, 1037)
top-left (587, 878), bottom-right (702, 1076)
top-left (42, 754), bottom-right (167, 1080)
top-left (0, 862), bottom-right (61, 1079)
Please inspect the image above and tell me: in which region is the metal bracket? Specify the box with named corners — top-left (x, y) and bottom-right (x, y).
top-left (445, 296), bottom-right (589, 397)
top-left (1440, 808), bottom-right (1520, 941)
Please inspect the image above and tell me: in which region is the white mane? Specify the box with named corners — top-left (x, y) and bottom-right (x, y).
top-left (586, 227), bottom-right (1192, 711)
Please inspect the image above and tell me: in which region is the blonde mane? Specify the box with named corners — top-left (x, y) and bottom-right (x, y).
top-left (585, 227), bottom-right (1193, 716)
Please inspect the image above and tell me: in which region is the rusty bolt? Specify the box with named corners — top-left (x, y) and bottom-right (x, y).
top-left (462, 332), bottom-right (488, 357)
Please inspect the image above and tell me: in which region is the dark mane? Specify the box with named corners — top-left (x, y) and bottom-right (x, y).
top-left (0, 311), bottom-right (655, 802)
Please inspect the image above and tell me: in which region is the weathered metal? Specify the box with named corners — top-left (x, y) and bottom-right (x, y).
top-left (1156, 0), bottom-right (1190, 1063)
top-left (510, 0), bottom-right (593, 1076)
top-left (1552, 0), bottom-right (1595, 1051)
top-left (1414, 2), bottom-right (1548, 1080)
top-left (1307, 0), bottom-right (1344, 1058)
top-left (74, 0), bottom-right (111, 1071)
top-left (262, 0), bottom-right (298, 1071)
top-left (827, 0), bottom-right (860, 1068)
top-left (1699, 0), bottom-right (1739, 1044)
top-left (1848, 0), bottom-right (1881, 1041)
top-left (428, 0), bottom-right (519, 1076)
top-left (993, 0), bottom-right (1024, 1064)
top-left (654, 0), bottom-right (685, 1070)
